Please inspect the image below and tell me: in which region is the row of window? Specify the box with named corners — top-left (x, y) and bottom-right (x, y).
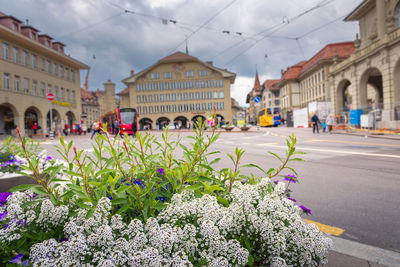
top-left (1, 42), bottom-right (75, 81)
top-left (136, 91), bottom-right (225, 103)
top-left (149, 69), bottom-right (209, 80)
top-left (301, 84), bottom-right (326, 102)
top-left (300, 69), bottom-right (325, 90)
top-left (136, 80), bottom-right (224, 91)
top-left (2, 72), bottom-right (76, 103)
top-left (137, 102), bottom-right (225, 115)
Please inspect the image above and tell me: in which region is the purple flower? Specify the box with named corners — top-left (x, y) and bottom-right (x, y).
top-left (3, 223), bottom-right (9, 229)
top-left (126, 183), bottom-right (130, 186)
top-left (157, 167), bottom-right (164, 176)
top-left (22, 260), bottom-right (29, 266)
top-left (45, 156), bottom-right (53, 161)
top-left (60, 237), bottom-right (68, 242)
top-left (0, 211), bottom-right (7, 221)
top-left (9, 253), bottom-right (23, 264)
top-left (300, 205), bottom-right (312, 215)
top-left (284, 174), bottom-right (297, 183)
top-left (0, 192), bottom-right (12, 205)
top-left (288, 197), bottom-right (297, 202)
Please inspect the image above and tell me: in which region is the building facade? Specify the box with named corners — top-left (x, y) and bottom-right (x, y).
top-left (245, 71), bottom-right (262, 124)
top-left (261, 79), bottom-right (280, 110)
top-left (121, 52), bottom-right (236, 129)
top-left (330, 0), bottom-right (400, 129)
top-left (0, 11), bottom-right (88, 136)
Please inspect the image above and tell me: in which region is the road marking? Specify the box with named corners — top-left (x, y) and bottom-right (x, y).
top-left (256, 142), bottom-right (279, 146)
top-left (304, 219), bottom-right (345, 236)
top-left (259, 144), bottom-right (400, 159)
top-left (224, 141), bottom-right (234, 144)
top-left (306, 139), bottom-right (400, 147)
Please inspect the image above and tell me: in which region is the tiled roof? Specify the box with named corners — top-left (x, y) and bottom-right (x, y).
top-left (117, 88), bottom-right (129, 95)
top-left (263, 79), bottom-right (280, 91)
top-left (160, 51), bottom-right (198, 63)
top-left (281, 61), bottom-right (307, 80)
top-left (300, 42), bottom-right (355, 75)
top-left (253, 71), bottom-right (261, 92)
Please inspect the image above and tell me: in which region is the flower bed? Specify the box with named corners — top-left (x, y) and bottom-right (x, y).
top-left (0, 120), bottom-right (332, 266)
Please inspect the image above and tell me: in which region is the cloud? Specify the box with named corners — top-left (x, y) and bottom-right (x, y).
top-left (0, 0), bottom-right (362, 106)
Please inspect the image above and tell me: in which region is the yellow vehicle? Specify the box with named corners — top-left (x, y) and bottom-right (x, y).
top-left (259, 108), bottom-right (281, 127)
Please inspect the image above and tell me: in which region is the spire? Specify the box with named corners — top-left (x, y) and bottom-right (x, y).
top-left (253, 70), bottom-right (261, 92)
top-left (185, 39), bottom-right (189, 55)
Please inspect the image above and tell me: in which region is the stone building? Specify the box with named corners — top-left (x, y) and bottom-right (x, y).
top-left (245, 71), bottom-right (262, 124)
top-left (330, 0), bottom-right (400, 129)
top-left (230, 97), bottom-right (244, 125)
top-left (0, 11), bottom-right (88, 136)
top-left (261, 79), bottom-right (280, 110)
top-left (81, 88), bottom-right (99, 129)
top-left (120, 52), bottom-right (236, 129)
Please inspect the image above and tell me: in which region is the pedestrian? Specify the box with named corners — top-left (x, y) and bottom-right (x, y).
top-left (90, 120), bottom-right (100, 140)
top-left (132, 117), bottom-right (137, 137)
top-left (64, 123), bottom-right (69, 136)
top-left (82, 123), bottom-right (87, 135)
top-left (32, 122), bottom-right (38, 135)
top-left (326, 113), bottom-right (334, 134)
top-left (311, 112), bottom-right (321, 133)
top-left (114, 119), bottom-right (120, 138)
top-left (321, 121), bottom-right (326, 133)
top-left (281, 118), bottom-right (285, 126)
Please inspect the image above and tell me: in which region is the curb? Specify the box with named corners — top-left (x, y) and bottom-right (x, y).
top-left (331, 131), bottom-right (400, 141)
top-left (330, 236), bottom-right (400, 267)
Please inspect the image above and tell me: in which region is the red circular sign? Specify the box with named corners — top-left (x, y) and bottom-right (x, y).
top-left (47, 93), bottom-right (55, 101)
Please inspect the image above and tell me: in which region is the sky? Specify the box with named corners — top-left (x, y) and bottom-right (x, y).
top-left (1, 0), bottom-right (362, 106)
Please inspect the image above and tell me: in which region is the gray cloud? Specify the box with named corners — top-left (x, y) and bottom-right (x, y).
top-left (1, 0), bottom-right (362, 105)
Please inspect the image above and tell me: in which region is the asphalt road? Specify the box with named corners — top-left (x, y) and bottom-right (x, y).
top-left (39, 127), bottom-right (400, 253)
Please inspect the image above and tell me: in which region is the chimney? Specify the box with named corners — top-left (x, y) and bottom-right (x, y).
top-left (206, 61), bottom-right (213, 65)
top-left (130, 70), bottom-right (135, 75)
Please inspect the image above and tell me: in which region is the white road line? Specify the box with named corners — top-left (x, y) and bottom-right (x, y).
top-left (258, 143), bottom-right (400, 159)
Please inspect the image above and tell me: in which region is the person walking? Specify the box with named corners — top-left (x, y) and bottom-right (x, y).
top-left (114, 119), bottom-right (120, 138)
top-left (32, 122), bottom-right (38, 135)
top-left (311, 112), bottom-right (321, 134)
top-left (326, 113), bottom-right (334, 134)
top-left (90, 120), bottom-right (100, 139)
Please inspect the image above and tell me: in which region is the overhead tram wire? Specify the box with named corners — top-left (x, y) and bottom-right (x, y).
top-left (224, 0), bottom-right (337, 65)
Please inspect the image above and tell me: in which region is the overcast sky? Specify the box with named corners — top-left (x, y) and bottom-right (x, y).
top-left (1, 0), bottom-right (362, 106)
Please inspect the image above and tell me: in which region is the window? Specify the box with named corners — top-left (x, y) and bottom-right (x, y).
top-left (14, 76), bottom-right (20, 91)
top-left (163, 72), bottom-right (172, 79)
top-left (213, 80), bottom-right (217, 87)
top-left (149, 106), bottom-right (153, 113)
top-left (160, 105), bottom-right (165, 112)
top-left (177, 82), bottom-right (181, 89)
top-left (172, 105), bottom-right (176, 112)
top-left (2, 43), bottom-right (9, 59)
top-left (160, 94), bottom-right (164, 102)
top-left (171, 82), bottom-right (175, 89)
top-left (47, 84), bottom-right (52, 94)
top-left (190, 104), bottom-right (194, 111)
top-left (165, 82), bottom-right (169, 90)
top-left (207, 80), bottom-right (211, 88)
top-left (66, 89), bottom-right (70, 102)
top-left (185, 70), bottom-right (194, 77)
top-left (166, 105), bottom-right (170, 112)
top-left (208, 91), bottom-right (212, 99)
top-left (153, 83), bottom-right (158, 90)
top-left (201, 92), bottom-right (206, 99)
top-left (202, 103), bottom-right (206, 111)
top-left (72, 91), bottom-right (75, 103)
top-left (55, 86), bottom-right (59, 98)
top-left (195, 92), bottom-right (200, 99)
top-left (13, 47), bottom-right (19, 63)
top-left (150, 72), bottom-right (160, 79)
top-left (195, 81), bottom-right (199, 88)
top-left (23, 51), bottom-right (28, 66)
top-left (148, 95), bottom-right (152, 102)
top-left (214, 102), bottom-right (219, 110)
top-left (54, 63), bottom-right (58, 76)
top-left (189, 81), bottom-right (193, 88)
top-left (155, 106), bottom-right (159, 113)
top-left (61, 88), bottom-right (64, 100)
top-left (136, 84), bottom-right (140, 91)
top-left (219, 80), bottom-right (224, 87)
top-left (142, 84), bottom-right (146, 91)
top-left (137, 96), bottom-right (141, 103)
top-left (184, 104), bottom-right (188, 111)
top-left (219, 91), bottom-right (224, 98)
top-left (178, 105), bottom-right (182, 112)
top-left (198, 70), bottom-right (207, 76)
top-left (201, 81), bottom-right (205, 88)
top-left (183, 93), bottom-right (188, 100)
top-left (220, 103), bottom-right (224, 110)
top-left (24, 78), bottom-right (29, 93)
top-left (3, 73), bottom-right (10, 89)
top-left (172, 94), bottom-right (176, 101)
top-left (183, 82), bottom-right (187, 89)
top-left (208, 103), bottom-right (212, 110)
top-left (71, 70), bottom-right (75, 81)
top-left (32, 81), bottom-right (37, 95)
top-left (154, 94), bottom-right (158, 102)
top-left (177, 93), bottom-right (182, 100)
top-left (189, 92), bottom-right (194, 100)
top-left (160, 83), bottom-right (164, 90)
top-left (12, 22), bottom-right (18, 31)
top-left (47, 60), bottom-right (51, 73)
top-left (143, 107), bottom-right (147, 114)
top-left (166, 94), bottom-right (170, 101)
top-left (137, 107), bottom-right (141, 114)
top-left (142, 95), bottom-right (147, 103)
top-left (196, 104), bottom-right (200, 111)
top-left (148, 83), bottom-right (152, 91)
top-left (213, 91), bottom-right (218, 99)
top-left (60, 65), bottom-right (64, 77)
top-left (30, 32), bottom-right (36, 39)
top-left (31, 55), bottom-right (36, 68)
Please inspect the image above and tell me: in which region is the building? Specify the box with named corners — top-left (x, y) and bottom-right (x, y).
top-left (81, 88), bottom-right (100, 129)
top-left (230, 97), bottom-right (244, 125)
top-left (261, 79), bottom-right (280, 110)
top-left (120, 52), bottom-right (236, 129)
top-left (330, 0), bottom-right (400, 129)
top-left (0, 11), bottom-right (88, 136)
top-left (245, 71), bottom-right (262, 124)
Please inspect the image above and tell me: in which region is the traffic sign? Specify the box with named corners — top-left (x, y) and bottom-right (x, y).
top-left (47, 93), bottom-right (55, 101)
top-left (254, 96), bottom-right (260, 103)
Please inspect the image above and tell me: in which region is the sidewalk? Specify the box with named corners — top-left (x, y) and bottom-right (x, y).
top-left (332, 129), bottom-right (400, 140)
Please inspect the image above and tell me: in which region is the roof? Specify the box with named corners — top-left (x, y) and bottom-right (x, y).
top-left (263, 79), bottom-right (280, 91)
top-left (21, 25), bottom-right (39, 32)
top-left (282, 61), bottom-right (306, 80)
top-left (122, 51), bottom-right (236, 85)
top-left (300, 42), bottom-right (355, 75)
top-left (253, 71), bottom-right (261, 92)
top-left (117, 88), bottom-right (129, 96)
top-left (344, 0), bottom-right (374, 21)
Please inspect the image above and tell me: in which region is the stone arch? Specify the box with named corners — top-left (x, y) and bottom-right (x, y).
top-left (336, 79), bottom-right (352, 113)
top-left (359, 67), bottom-right (383, 112)
top-left (46, 109), bottom-right (61, 131)
top-left (139, 117), bottom-right (153, 130)
top-left (156, 117), bottom-right (170, 130)
top-left (191, 115), bottom-right (206, 128)
top-left (0, 103), bottom-right (18, 135)
top-left (24, 106), bottom-right (42, 130)
top-left (394, 59), bottom-right (400, 120)
top-left (216, 114), bottom-right (225, 125)
top-left (174, 116), bottom-right (189, 129)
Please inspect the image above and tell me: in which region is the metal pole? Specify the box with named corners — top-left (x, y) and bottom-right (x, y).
top-left (50, 101), bottom-right (54, 140)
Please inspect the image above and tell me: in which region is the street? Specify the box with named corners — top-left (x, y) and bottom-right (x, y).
top-left (39, 127), bottom-right (400, 253)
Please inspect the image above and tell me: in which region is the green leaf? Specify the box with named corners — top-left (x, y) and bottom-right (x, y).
top-left (185, 183), bottom-right (203, 191)
top-left (289, 158), bottom-right (304, 162)
top-left (241, 163), bottom-right (267, 175)
top-left (268, 151), bottom-right (283, 163)
top-left (217, 196), bottom-right (229, 207)
top-left (8, 184), bottom-right (41, 192)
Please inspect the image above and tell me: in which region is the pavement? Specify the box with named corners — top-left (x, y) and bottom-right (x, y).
top-left (331, 129), bottom-right (400, 141)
